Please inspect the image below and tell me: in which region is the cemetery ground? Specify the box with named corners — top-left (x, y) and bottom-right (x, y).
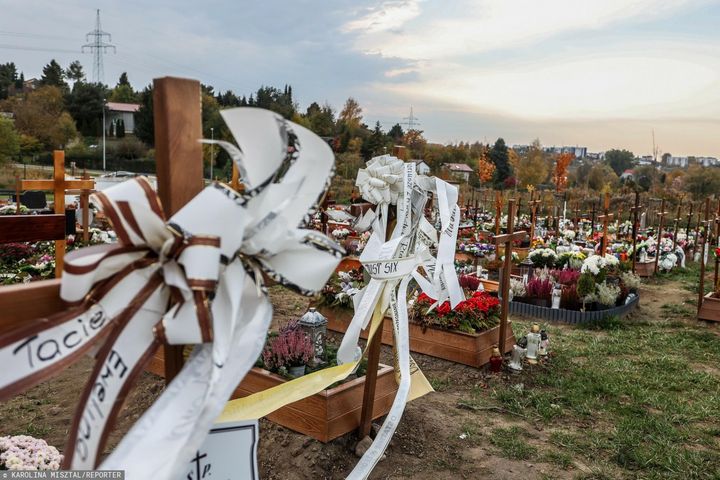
top-left (0, 269), bottom-right (718, 479)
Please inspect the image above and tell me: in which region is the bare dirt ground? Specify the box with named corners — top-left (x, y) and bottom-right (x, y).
top-left (1, 277), bottom-right (717, 479)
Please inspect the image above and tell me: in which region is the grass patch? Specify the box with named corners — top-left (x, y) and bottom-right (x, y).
top-left (489, 426), bottom-right (538, 460)
top-left (429, 376), bottom-right (453, 392)
top-left (473, 311), bottom-right (720, 478)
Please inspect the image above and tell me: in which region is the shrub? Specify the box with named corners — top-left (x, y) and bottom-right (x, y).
top-left (261, 321), bottom-right (314, 370)
top-left (576, 272), bottom-right (596, 301)
top-left (596, 282), bottom-right (621, 307)
top-left (526, 277), bottom-right (553, 300)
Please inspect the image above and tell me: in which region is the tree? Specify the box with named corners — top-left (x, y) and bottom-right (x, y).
top-left (683, 166), bottom-right (720, 200)
top-left (116, 118), bottom-right (125, 138)
top-left (388, 123), bottom-right (404, 142)
top-left (0, 117), bottom-right (20, 164)
top-left (109, 72), bottom-right (137, 103)
top-left (477, 146), bottom-right (495, 184)
top-left (360, 121), bottom-right (387, 160)
top-left (587, 164), bottom-right (618, 191)
top-left (0, 62), bottom-right (19, 99)
top-left (515, 139), bottom-right (548, 188)
top-left (65, 61), bottom-right (85, 83)
top-left (553, 152), bottom-right (574, 191)
top-left (605, 149), bottom-right (634, 176)
top-left (489, 138), bottom-right (512, 189)
top-left (66, 81), bottom-right (107, 137)
top-left (18, 134), bottom-right (42, 158)
top-left (401, 129), bottom-right (426, 158)
top-left (12, 86), bottom-right (76, 149)
top-left (40, 59), bottom-right (67, 90)
top-left (134, 85), bottom-right (154, 146)
top-left (338, 97), bottom-right (363, 132)
top-left (304, 102), bottom-right (336, 137)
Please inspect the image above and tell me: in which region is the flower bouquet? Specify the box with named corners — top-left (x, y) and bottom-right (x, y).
top-left (0, 435), bottom-right (62, 470)
top-left (528, 248), bottom-right (557, 268)
top-left (412, 291), bottom-right (500, 334)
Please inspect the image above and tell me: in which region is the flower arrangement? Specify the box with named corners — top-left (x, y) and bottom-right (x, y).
top-left (0, 435), bottom-right (62, 470)
top-left (528, 248), bottom-right (557, 268)
top-left (596, 282), bottom-right (621, 307)
top-left (659, 252), bottom-right (678, 272)
top-left (500, 252), bottom-right (520, 264)
top-left (526, 277), bottom-right (553, 301)
top-left (458, 242), bottom-right (495, 257)
top-left (555, 251), bottom-right (585, 270)
top-left (261, 321), bottom-right (314, 372)
top-left (621, 271), bottom-right (641, 291)
top-left (331, 227), bottom-right (351, 240)
top-left (318, 268), bottom-right (364, 309)
top-left (563, 230), bottom-right (576, 241)
top-left (552, 269), bottom-right (580, 286)
top-left (0, 205), bottom-right (29, 215)
top-left (412, 291), bottom-right (500, 334)
top-left (580, 254), bottom-right (619, 280)
top-left (509, 278), bottom-right (527, 298)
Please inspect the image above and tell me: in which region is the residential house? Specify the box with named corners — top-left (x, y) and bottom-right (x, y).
top-left (409, 159), bottom-right (431, 175)
top-left (443, 163), bottom-right (473, 182)
top-left (105, 102), bottom-right (140, 135)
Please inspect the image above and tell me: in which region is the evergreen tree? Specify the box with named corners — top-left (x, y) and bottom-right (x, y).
top-left (0, 62), bottom-right (18, 99)
top-left (65, 81), bottom-right (107, 137)
top-left (490, 138), bottom-right (513, 189)
top-left (116, 118), bottom-right (125, 138)
top-left (388, 123), bottom-right (404, 141)
top-left (118, 72), bottom-right (130, 87)
top-left (134, 85), bottom-right (154, 146)
top-left (40, 59), bottom-right (67, 90)
top-left (65, 61), bottom-right (85, 83)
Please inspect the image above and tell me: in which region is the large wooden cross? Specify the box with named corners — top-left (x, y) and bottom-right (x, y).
top-left (713, 199), bottom-right (720, 289)
top-left (528, 193), bottom-right (541, 243)
top-left (0, 77), bottom-right (204, 386)
top-left (671, 201), bottom-right (683, 251)
top-left (693, 205), bottom-right (703, 259)
top-left (590, 200), bottom-right (597, 239)
top-left (629, 191), bottom-right (644, 273)
top-left (494, 191), bottom-right (503, 235)
top-left (653, 199), bottom-right (669, 274)
top-left (598, 192), bottom-right (613, 255)
top-left (493, 199), bottom-right (526, 350)
top-left (697, 198), bottom-right (712, 314)
top-left (15, 151), bottom-right (95, 277)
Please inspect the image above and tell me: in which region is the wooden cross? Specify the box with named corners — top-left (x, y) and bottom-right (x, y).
top-left (653, 199), bottom-right (669, 274)
top-left (15, 151), bottom-right (95, 277)
top-left (494, 191), bottom-right (503, 235)
top-left (590, 201), bottom-right (597, 239)
top-left (493, 199), bottom-right (526, 351)
top-left (685, 202), bottom-right (695, 243)
top-left (693, 205), bottom-right (703, 259)
top-left (0, 77), bottom-right (204, 385)
top-left (629, 192), bottom-right (644, 273)
top-left (528, 193), bottom-right (541, 243)
top-left (598, 193), bottom-right (613, 255)
top-left (713, 199), bottom-right (720, 289)
top-left (697, 198), bottom-right (712, 314)
top-left (672, 201), bottom-right (683, 251)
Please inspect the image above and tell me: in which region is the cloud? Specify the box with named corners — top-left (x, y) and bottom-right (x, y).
top-left (342, 0), bottom-right (423, 34)
top-left (347, 0), bottom-right (708, 59)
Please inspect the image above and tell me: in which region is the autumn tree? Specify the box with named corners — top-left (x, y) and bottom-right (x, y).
top-left (553, 152), bottom-right (574, 191)
top-left (401, 129), bottom-right (426, 158)
top-left (515, 139), bottom-right (548, 188)
top-left (477, 145), bottom-right (495, 184)
top-left (587, 164), bottom-right (618, 191)
top-left (12, 86), bottom-right (76, 149)
top-left (605, 149), bottom-right (635, 176)
top-left (338, 97), bottom-right (363, 132)
top-left (0, 117), bottom-right (20, 164)
top-left (683, 166), bottom-right (720, 200)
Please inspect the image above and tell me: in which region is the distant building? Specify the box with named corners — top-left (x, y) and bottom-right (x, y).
top-left (105, 102), bottom-right (140, 134)
top-left (443, 163), bottom-right (473, 182)
top-left (23, 78), bottom-right (39, 92)
top-left (409, 159), bottom-right (431, 175)
top-left (697, 157), bottom-right (719, 167)
top-left (666, 156), bottom-right (689, 168)
top-left (620, 169), bottom-right (635, 181)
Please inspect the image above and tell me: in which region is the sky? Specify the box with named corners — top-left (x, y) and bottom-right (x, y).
top-left (1, 0), bottom-right (719, 157)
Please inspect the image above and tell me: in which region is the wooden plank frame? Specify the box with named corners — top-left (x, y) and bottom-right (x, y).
top-left (0, 214), bottom-right (66, 243)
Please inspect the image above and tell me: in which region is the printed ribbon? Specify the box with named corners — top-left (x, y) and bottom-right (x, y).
top-left (0, 108), bottom-right (342, 480)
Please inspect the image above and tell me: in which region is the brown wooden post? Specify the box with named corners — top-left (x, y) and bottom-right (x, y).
top-left (653, 199), bottom-right (668, 274)
top-left (672, 201), bottom-right (682, 251)
top-left (714, 199), bottom-right (720, 289)
top-left (357, 214), bottom-right (396, 439)
top-left (231, 162), bottom-right (241, 191)
top-left (52, 151), bottom-right (66, 278)
top-left (598, 193), bottom-right (613, 255)
top-left (528, 195), bottom-right (541, 243)
top-left (80, 169), bottom-right (91, 245)
top-left (494, 191), bottom-right (502, 235)
top-left (15, 175), bottom-right (21, 213)
top-left (493, 199), bottom-right (526, 351)
top-left (693, 206), bottom-right (703, 260)
top-left (153, 77), bottom-right (204, 383)
top-left (698, 198), bottom-right (711, 314)
top-left (630, 192), bottom-right (642, 273)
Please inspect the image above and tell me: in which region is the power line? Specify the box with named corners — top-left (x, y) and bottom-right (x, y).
top-left (401, 106), bottom-right (420, 130)
top-left (0, 43), bottom-right (78, 54)
top-left (82, 9), bottom-right (115, 84)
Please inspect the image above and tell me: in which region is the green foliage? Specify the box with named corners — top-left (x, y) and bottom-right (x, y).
top-left (65, 81), bottom-right (107, 137)
top-left (604, 148), bottom-right (634, 176)
top-left (489, 427), bottom-right (538, 460)
top-left (490, 138), bottom-right (512, 189)
top-left (0, 62), bottom-right (20, 99)
top-left (39, 59), bottom-right (67, 90)
top-left (0, 117), bottom-right (20, 163)
top-left (65, 60), bottom-right (85, 82)
top-left (576, 272), bottom-right (596, 298)
top-left (683, 166), bottom-right (720, 200)
top-left (587, 163), bottom-right (618, 191)
top-left (115, 119), bottom-right (125, 138)
top-left (12, 86), bottom-right (76, 149)
top-left (133, 84), bottom-right (154, 146)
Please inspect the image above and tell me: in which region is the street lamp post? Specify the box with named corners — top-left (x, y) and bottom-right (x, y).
top-left (210, 127), bottom-right (214, 180)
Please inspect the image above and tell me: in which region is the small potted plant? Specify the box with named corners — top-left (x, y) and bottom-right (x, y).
top-left (261, 321), bottom-right (314, 377)
top-left (526, 277), bottom-right (553, 307)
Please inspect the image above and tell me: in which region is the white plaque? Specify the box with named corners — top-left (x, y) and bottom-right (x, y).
top-left (185, 420), bottom-right (259, 480)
